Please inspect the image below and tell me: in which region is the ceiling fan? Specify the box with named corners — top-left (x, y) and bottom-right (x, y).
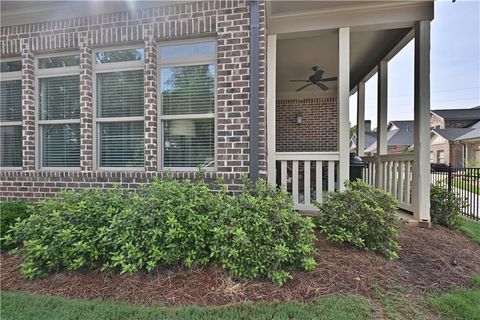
top-left (290, 66), bottom-right (337, 91)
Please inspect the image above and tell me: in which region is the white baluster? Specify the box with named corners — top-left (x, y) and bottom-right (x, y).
top-left (292, 161), bottom-right (299, 205)
top-left (304, 160), bottom-right (311, 205)
top-left (316, 161), bottom-right (323, 203)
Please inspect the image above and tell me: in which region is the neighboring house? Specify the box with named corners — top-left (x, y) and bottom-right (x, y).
top-left (430, 107), bottom-right (480, 166)
top-left (351, 107), bottom-right (480, 167)
top-left (350, 120), bottom-right (414, 155)
top-left (0, 1), bottom-right (434, 222)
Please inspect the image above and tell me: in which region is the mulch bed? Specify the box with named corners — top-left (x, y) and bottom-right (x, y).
top-left (1, 224), bottom-right (480, 308)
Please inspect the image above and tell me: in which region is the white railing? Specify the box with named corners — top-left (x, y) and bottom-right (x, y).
top-left (362, 153), bottom-right (414, 212)
top-left (273, 152), bottom-right (340, 211)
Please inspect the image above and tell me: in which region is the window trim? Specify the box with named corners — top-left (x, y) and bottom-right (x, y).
top-left (92, 45), bottom-right (146, 171)
top-left (35, 52), bottom-right (81, 171)
top-left (0, 56), bottom-right (22, 78)
top-left (0, 58), bottom-right (23, 170)
top-left (157, 38), bottom-right (217, 172)
top-left (437, 150), bottom-right (445, 164)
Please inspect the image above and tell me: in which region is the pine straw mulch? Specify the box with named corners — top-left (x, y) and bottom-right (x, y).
top-left (1, 224), bottom-right (480, 308)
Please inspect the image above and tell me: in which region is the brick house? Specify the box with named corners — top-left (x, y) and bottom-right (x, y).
top-left (430, 107), bottom-right (480, 167)
top-left (0, 1), bottom-right (434, 223)
top-left (350, 120), bottom-right (414, 155)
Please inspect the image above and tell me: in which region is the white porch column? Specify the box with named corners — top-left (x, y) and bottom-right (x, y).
top-left (356, 81), bottom-right (366, 157)
top-left (412, 20), bottom-right (431, 223)
top-left (338, 27), bottom-right (350, 190)
top-left (376, 60), bottom-right (388, 188)
top-left (267, 34), bottom-right (277, 185)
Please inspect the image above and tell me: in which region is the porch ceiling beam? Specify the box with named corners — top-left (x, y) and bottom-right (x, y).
top-left (412, 20), bottom-right (431, 224)
top-left (268, 2), bottom-right (433, 35)
top-left (338, 27), bottom-right (350, 190)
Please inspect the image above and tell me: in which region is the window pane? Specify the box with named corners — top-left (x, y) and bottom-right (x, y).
top-left (100, 122), bottom-right (144, 167)
top-left (0, 126), bottom-right (22, 167)
top-left (160, 41), bottom-right (215, 60)
top-left (38, 54), bottom-right (80, 69)
top-left (95, 48), bottom-right (144, 64)
top-left (163, 118), bottom-right (214, 168)
top-left (161, 64), bottom-right (215, 115)
top-left (0, 80), bottom-right (22, 122)
top-left (42, 124), bottom-right (80, 167)
top-left (0, 60), bottom-right (22, 72)
top-left (39, 76), bottom-right (80, 120)
top-left (97, 70), bottom-right (144, 118)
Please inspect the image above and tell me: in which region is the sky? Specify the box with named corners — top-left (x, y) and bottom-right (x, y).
top-left (349, 0), bottom-right (480, 128)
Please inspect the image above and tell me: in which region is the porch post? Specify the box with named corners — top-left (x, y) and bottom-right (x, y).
top-left (356, 81), bottom-right (366, 157)
top-left (376, 60), bottom-right (388, 189)
top-left (413, 20), bottom-right (431, 223)
top-left (338, 27), bottom-right (350, 190)
top-left (267, 34), bottom-right (277, 185)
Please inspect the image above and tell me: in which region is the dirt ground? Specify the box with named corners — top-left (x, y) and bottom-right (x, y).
top-left (1, 224), bottom-right (480, 308)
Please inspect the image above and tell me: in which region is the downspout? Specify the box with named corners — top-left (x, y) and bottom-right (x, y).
top-left (249, 0), bottom-right (260, 182)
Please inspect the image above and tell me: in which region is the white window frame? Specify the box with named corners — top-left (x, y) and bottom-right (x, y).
top-left (35, 52), bottom-right (81, 171)
top-left (437, 150), bottom-right (445, 164)
top-left (157, 38), bottom-right (217, 171)
top-left (0, 57), bottom-right (23, 170)
top-left (93, 44), bottom-right (145, 171)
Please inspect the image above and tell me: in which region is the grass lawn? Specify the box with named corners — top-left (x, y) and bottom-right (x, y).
top-left (458, 218), bottom-right (480, 245)
top-left (429, 276), bottom-right (480, 320)
top-left (0, 292), bottom-right (373, 320)
top-left (451, 179), bottom-right (480, 195)
top-left (3, 278), bottom-right (480, 320)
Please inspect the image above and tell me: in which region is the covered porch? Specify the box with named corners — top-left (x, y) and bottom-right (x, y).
top-left (265, 1), bottom-right (433, 224)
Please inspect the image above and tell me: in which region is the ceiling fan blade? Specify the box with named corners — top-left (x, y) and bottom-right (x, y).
top-left (296, 83), bottom-right (312, 91)
top-left (317, 82), bottom-right (329, 91)
top-left (290, 80), bottom-right (310, 82)
top-left (321, 77), bottom-right (337, 82)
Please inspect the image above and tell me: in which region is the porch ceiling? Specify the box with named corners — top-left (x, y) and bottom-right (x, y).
top-left (276, 27), bottom-right (411, 95)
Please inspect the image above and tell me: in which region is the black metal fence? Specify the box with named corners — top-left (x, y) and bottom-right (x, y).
top-left (431, 163), bottom-right (479, 221)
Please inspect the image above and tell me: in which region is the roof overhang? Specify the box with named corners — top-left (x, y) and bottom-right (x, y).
top-left (268, 1), bottom-right (433, 93)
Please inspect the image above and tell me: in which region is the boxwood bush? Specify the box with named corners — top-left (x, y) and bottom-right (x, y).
top-left (430, 183), bottom-right (468, 229)
top-left (5, 177), bottom-right (316, 283)
top-left (0, 200), bottom-right (32, 251)
top-left (211, 179), bottom-right (317, 284)
top-left (314, 180), bottom-right (400, 260)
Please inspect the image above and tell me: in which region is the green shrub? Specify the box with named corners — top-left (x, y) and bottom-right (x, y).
top-left (0, 200), bottom-right (32, 251)
top-left (430, 183), bottom-right (468, 229)
top-left (314, 180), bottom-right (400, 260)
top-left (5, 187), bottom-right (131, 278)
top-left (5, 177), bottom-right (317, 283)
top-left (211, 179), bottom-right (317, 284)
top-left (102, 177), bottom-right (220, 273)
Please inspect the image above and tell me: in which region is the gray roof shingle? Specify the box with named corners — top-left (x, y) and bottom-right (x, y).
top-left (431, 107), bottom-right (480, 121)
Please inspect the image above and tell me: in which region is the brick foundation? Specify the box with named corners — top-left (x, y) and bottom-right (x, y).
top-left (0, 0), bottom-right (267, 200)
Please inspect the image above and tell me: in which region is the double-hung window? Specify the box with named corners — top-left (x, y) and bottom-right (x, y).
top-left (159, 40), bottom-right (216, 169)
top-left (94, 47), bottom-right (145, 169)
top-left (37, 54), bottom-right (81, 169)
top-left (437, 150), bottom-right (445, 164)
top-left (0, 59), bottom-right (22, 169)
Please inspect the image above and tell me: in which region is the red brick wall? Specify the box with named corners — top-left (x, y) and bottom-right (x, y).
top-left (430, 142), bottom-right (450, 164)
top-left (0, 0), bottom-right (267, 200)
top-left (275, 97), bottom-right (338, 152)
